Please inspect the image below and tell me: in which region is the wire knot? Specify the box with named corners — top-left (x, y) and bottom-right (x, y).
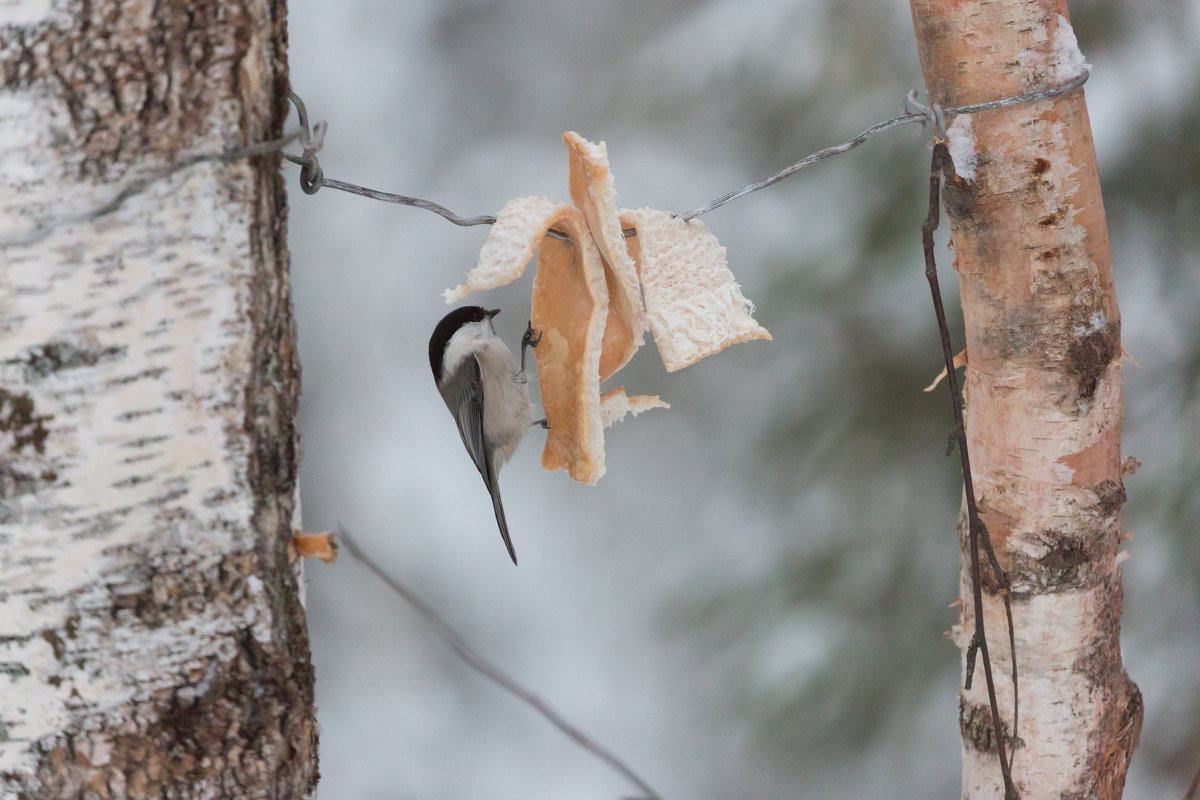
top-left (904, 90), bottom-right (946, 139)
top-left (288, 91), bottom-right (326, 195)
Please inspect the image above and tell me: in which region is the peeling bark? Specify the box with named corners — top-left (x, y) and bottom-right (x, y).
top-left (0, 1), bottom-right (317, 797)
top-left (908, 1), bottom-right (1141, 798)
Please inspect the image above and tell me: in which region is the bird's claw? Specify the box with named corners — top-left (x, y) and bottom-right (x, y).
top-left (521, 321), bottom-right (543, 350)
top-left (520, 320), bottom-right (542, 375)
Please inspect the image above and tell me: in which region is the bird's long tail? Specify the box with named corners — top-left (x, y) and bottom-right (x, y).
top-left (490, 488), bottom-right (518, 565)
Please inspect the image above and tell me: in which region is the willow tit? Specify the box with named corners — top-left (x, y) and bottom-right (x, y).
top-left (428, 306), bottom-right (542, 564)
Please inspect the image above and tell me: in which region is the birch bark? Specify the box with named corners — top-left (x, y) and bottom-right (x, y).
top-left (0, 1), bottom-right (318, 797)
top-left (907, 1), bottom-right (1142, 797)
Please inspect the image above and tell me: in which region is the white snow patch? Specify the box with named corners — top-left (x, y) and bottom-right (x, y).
top-left (1071, 310), bottom-right (1107, 337)
top-left (246, 575), bottom-right (275, 643)
top-left (946, 115), bottom-right (979, 181)
top-left (1052, 14), bottom-right (1090, 82)
top-left (0, 0), bottom-right (54, 25)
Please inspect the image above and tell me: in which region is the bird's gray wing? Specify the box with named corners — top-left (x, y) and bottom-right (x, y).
top-left (439, 356), bottom-right (518, 564)
top-left (440, 355), bottom-right (491, 484)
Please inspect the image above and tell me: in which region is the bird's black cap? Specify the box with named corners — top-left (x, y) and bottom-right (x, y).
top-left (428, 306), bottom-right (499, 378)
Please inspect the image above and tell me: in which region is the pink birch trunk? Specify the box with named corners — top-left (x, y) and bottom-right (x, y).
top-left (908, 1), bottom-right (1143, 797)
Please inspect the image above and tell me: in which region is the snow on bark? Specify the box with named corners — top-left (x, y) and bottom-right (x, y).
top-left (1051, 14), bottom-right (1090, 83)
top-left (946, 115), bottom-right (980, 182)
top-left (0, 1), bottom-right (317, 797)
top-left (0, 0), bottom-right (52, 27)
top-left (909, 1), bottom-right (1141, 798)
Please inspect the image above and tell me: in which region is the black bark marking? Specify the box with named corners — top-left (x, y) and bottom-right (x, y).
top-left (0, 386), bottom-right (56, 514)
top-left (107, 551), bottom-right (259, 631)
top-left (4, 342), bottom-right (125, 382)
top-left (1004, 481), bottom-right (1125, 596)
top-left (1093, 479), bottom-right (1126, 517)
top-left (1034, 244), bottom-right (1068, 261)
top-left (1037, 207), bottom-right (1065, 226)
top-left (0, 389), bottom-right (51, 455)
top-left (1007, 528), bottom-right (1099, 595)
top-left (1065, 320), bottom-right (1118, 403)
top-left (960, 698), bottom-right (1016, 756)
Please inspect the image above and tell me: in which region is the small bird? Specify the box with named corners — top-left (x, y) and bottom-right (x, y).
top-left (428, 306), bottom-right (542, 564)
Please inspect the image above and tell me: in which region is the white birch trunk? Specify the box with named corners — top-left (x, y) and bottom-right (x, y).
top-left (0, 1), bottom-right (318, 796)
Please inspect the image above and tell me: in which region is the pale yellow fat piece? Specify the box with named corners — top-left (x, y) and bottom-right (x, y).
top-left (530, 207), bottom-right (610, 485)
top-left (622, 207), bottom-right (772, 372)
top-left (563, 132), bottom-right (646, 381)
top-left (599, 387), bottom-right (669, 429)
top-left (443, 196), bottom-right (570, 303)
top-left (445, 136), bottom-right (771, 485)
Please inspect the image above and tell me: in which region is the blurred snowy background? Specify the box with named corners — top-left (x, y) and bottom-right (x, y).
top-left (285, 1), bottom-right (1200, 798)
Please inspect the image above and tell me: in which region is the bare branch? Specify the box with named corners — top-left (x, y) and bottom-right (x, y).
top-left (922, 140), bottom-right (1019, 799)
top-left (337, 528), bottom-right (663, 800)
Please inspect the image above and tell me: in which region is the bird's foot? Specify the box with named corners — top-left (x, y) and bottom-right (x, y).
top-left (520, 321), bottom-right (542, 374)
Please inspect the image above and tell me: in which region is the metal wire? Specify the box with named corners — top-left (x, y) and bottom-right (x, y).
top-left (0, 68), bottom-right (1090, 250)
top-left (677, 66), bottom-right (1090, 221)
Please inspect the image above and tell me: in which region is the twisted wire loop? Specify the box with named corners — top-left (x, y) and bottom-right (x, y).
top-left (281, 92), bottom-right (501, 228)
top-left (904, 90), bottom-right (946, 138)
top-left (288, 91), bottom-right (326, 195)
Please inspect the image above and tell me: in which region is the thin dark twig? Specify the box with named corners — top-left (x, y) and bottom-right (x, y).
top-left (922, 140), bottom-right (1018, 799)
top-left (337, 528), bottom-right (662, 800)
top-left (1185, 759), bottom-right (1200, 800)
top-left (1002, 560), bottom-right (1018, 769)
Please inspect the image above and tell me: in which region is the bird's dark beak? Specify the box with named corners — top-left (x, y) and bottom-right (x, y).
top-left (486, 308), bottom-right (501, 319)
